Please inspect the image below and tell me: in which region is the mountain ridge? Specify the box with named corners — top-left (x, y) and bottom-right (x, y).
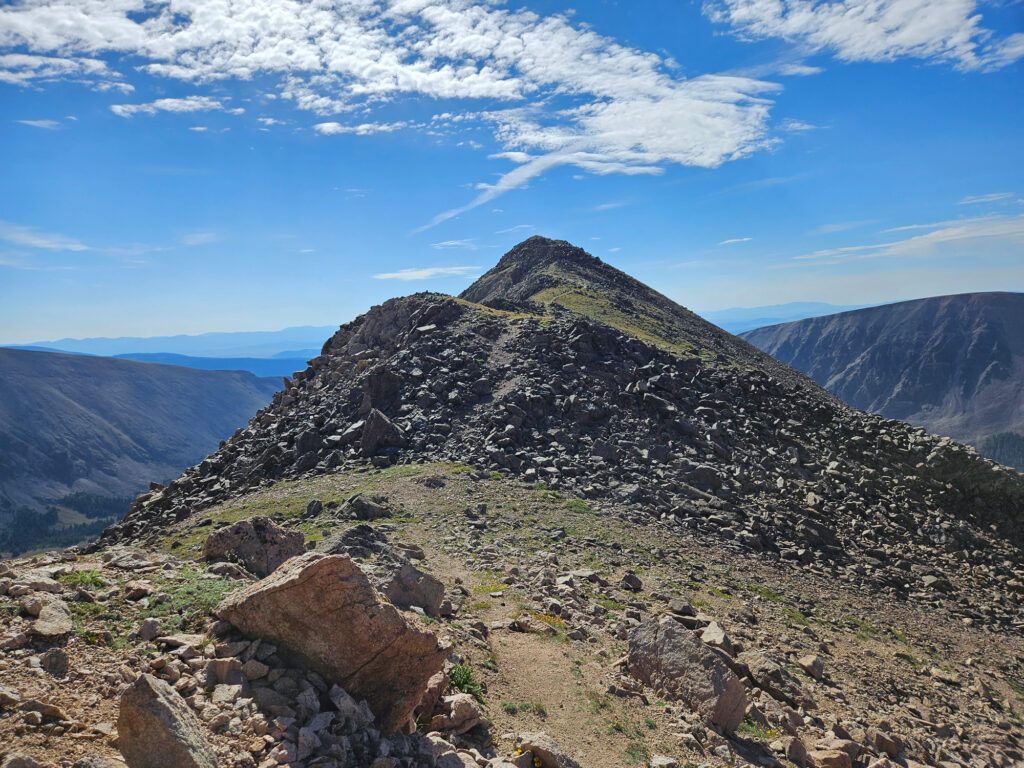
top-left (740, 291), bottom-right (1024, 448)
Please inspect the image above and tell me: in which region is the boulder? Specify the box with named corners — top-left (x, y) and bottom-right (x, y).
top-left (31, 598), bottom-right (72, 637)
top-left (117, 674), bottom-right (216, 768)
top-left (215, 552), bottom-right (447, 733)
top-left (628, 616), bottom-right (747, 732)
top-left (385, 563), bottom-right (445, 617)
top-left (797, 654), bottom-right (825, 680)
top-left (343, 493), bottom-right (393, 521)
top-left (202, 516), bottom-right (305, 577)
top-left (738, 651), bottom-right (816, 709)
top-left (429, 693), bottom-right (484, 735)
top-left (515, 732), bottom-right (582, 768)
top-left (319, 523), bottom-right (399, 560)
top-left (361, 409), bottom-right (406, 455)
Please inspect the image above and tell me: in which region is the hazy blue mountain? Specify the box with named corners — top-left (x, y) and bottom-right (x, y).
top-left (741, 292), bottom-right (1024, 452)
top-left (13, 324), bottom-right (337, 359)
top-left (0, 348), bottom-right (281, 553)
top-left (114, 353), bottom-right (309, 379)
top-left (698, 302), bottom-right (869, 334)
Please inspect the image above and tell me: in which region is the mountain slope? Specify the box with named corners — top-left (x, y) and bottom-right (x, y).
top-left (460, 236), bottom-right (820, 391)
top-left (0, 348), bottom-right (281, 524)
top-left (103, 239), bottom-right (1024, 629)
top-left (113, 352), bottom-right (308, 378)
top-left (740, 292), bottom-right (1024, 449)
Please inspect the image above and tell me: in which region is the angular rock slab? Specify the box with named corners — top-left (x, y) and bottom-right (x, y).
top-left (118, 674), bottom-right (216, 768)
top-left (31, 598), bottom-right (72, 638)
top-left (202, 515), bottom-right (305, 577)
top-left (628, 616), bottom-right (748, 732)
top-left (215, 552), bottom-right (447, 734)
top-left (385, 563), bottom-right (445, 617)
top-left (739, 651), bottom-right (816, 709)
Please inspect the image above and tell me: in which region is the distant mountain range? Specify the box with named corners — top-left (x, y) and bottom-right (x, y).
top-left (741, 292), bottom-right (1024, 469)
top-left (697, 302), bottom-right (869, 334)
top-left (0, 348), bottom-right (281, 554)
top-left (11, 324), bottom-right (336, 359)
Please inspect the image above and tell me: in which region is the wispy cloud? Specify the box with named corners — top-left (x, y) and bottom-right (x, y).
top-left (181, 232), bottom-right (220, 246)
top-left (0, 1), bottom-right (782, 230)
top-left (495, 224), bottom-right (534, 234)
top-left (374, 266), bottom-right (481, 280)
top-left (0, 220), bottom-right (90, 251)
top-left (17, 119), bottom-right (60, 129)
top-left (705, 0), bottom-right (1024, 71)
top-left (110, 96), bottom-right (227, 118)
top-left (594, 201), bottom-right (628, 212)
top-left (314, 121), bottom-right (408, 136)
top-left (783, 214), bottom-right (1024, 266)
top-left (188, 126), bottom-right (208, 133)
top-left (719, 237), bottom-right (753, 245)
top-left (431, 240), bottom-right (477, 250)
top-left (781, 118), bottom-right (816, 132)
top-left (958, 192), bottom-right (1014, 205)
top-left (811, 220), bottom-right (876, 234)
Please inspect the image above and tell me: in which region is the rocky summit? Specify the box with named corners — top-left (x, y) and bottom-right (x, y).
top-left (2, 237), bottom-right (1023, 768)
top-left (103, 238), bottom-right (1023, 628)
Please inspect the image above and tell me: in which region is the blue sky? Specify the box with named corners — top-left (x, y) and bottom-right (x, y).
top-left (1, 0), bottom-right (1022, 344)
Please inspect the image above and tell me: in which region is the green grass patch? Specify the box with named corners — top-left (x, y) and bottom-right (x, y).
top-left (737, 717), bottom-right (778, 740)
top-left (449, 663), bottom-right (485, 704)
top-left (746, 583), bottom-right (783, 602)
top-left (564, 498), bottom-right (590, 514)
top-left (620, 744), bottom-right (650, 765)
top-left (58, 569), bottom-right (106, 589)
top-left (784, 607), bottom-right (810, 626)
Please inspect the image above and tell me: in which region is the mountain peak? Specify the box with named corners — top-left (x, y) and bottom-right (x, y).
top-left (461, 236), bottom-right (817, 391)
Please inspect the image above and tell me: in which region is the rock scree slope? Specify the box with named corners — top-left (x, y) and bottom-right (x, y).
top-left (101, 237), bottom-right (1024, 628)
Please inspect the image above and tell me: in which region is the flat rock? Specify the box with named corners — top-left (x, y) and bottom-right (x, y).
top-left (31, 598), bottom-right (72, 637)
top-left (628, 616), bottom-right (747, 732)
top-left (739, 651), bottom-right (816, 709)
top-left (117, 674), bottom-right (216, 768)
top-left (516, 732), bottom-right (583, 768)
top-left (215, 552), bottom-right (447, 734)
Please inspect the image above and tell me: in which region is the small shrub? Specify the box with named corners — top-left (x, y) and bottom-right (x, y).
top-left (564, 498), bottom-right (590, 514)
top-left (620, 744), bottom-right (650, 765)
top-left (59, 570), bottom-right (106, 589)
top-left (449, 663), bottom-right (485, 704)
top-left (737, 717), bottom-right (778, 740)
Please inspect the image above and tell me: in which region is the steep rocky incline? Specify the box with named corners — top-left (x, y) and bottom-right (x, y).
top-left (740, 292), bottom-right (1024, 448)
top-left (460, 236), bottom-right (818, 392)
top-left (101, 288), bottom-right (1024, 627)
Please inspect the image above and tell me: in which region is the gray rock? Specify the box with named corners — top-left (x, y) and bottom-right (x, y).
top-left (361, 408), bottom-right (406, 455)
top-left (385, 563), bottom-right (445, 617)
top-left (628, 616), bottom-right (748, 732)
top-left (31, 598), bottom-right (72, 637)
top-left (117, 674), bottom-right (216, 768)
top-left (738, 651), bottom-right (816, 709)
top-left (202, 516), bottom-right (305, 577)
top-left (516, 732), bottom-right (582, 768)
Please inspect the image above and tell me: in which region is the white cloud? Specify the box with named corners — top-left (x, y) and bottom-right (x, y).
top-left (181, 232), bottom-right (220, 246)
top-left (811, 220), bottom-right (876, 234)
top-left (594, 201), bottom-right (627, 212)
top-left (258, 117), bottom-right (284, 126)
top-left (110, 96), bottom-right (225, 118)
top-left (958, 192), bottom-right (1014, 205)
top-left (781, 118), bottom-right (816, 132)
top-left (0, 220), bottom-right (90, 251)
top-left (786, 214), bottom-right (1024, 265)
top-left (777, 63), bottom-right (824, 75)
top-left (495, 224), bottom-right (534, 234)
top-left (188, 126), bottom-right (208, 132)
top-left (0, 0), bottom-right (781, 228)
top-left (313, 121), bottom-right (408, 136)
top-left (0, 52), bottom-right (111, 85)
top-left (719, 237), bottom-right (753, 245)
top-left (705, 0), bottom-right (1023, 70)
top-left (431, 240), bottom-right (477, 250)
top-left (17, 119), bottom-right (60, 129)
top-left (374, 266), bottom-right (482, 280)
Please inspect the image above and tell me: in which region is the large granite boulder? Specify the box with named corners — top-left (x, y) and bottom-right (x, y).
top-left (117, 674), bottom-right (216, 768)
top-left (214, 552), bottom-right (447, 734)
top-left (628, 616), bottom-right (748, 732)
top-left (202, 516), bottom-right (305, 577)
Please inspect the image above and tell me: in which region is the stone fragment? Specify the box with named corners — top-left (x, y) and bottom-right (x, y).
top-left (361, 409), bottom-right (406, 455)
top-left (343, 494), bottom-right (393, 521)
top-left (1, 756), bottom-right (46, 768)
top-left (798, 654), bottom-right (824, 680)
top-left (215, 552), bottom-right (447, 733)
top-left (739, 651), bottom-right (816, 709)
top-left (700, 622), bottom-right (734, 656)
top-left (202, 516), bottom-right (305, 577)
top-left (385, 563), bottom-right (445, 617)
top-left (139, 618), bottom-right (162, 642)
top-left (628, 616), bottom-right (747, 732)
top-left (31, 598), bottom-right (72, 637)
top-left (40, 648), bottom-right (68, 677)
top-left (807, 749), bottom-right (852, 768)
top-left (117, 674), bottom-right (216, 768)
top-left (516, 732), bottom-right (583, 768)
top-left (620, 571), bottom-right (642, 592)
